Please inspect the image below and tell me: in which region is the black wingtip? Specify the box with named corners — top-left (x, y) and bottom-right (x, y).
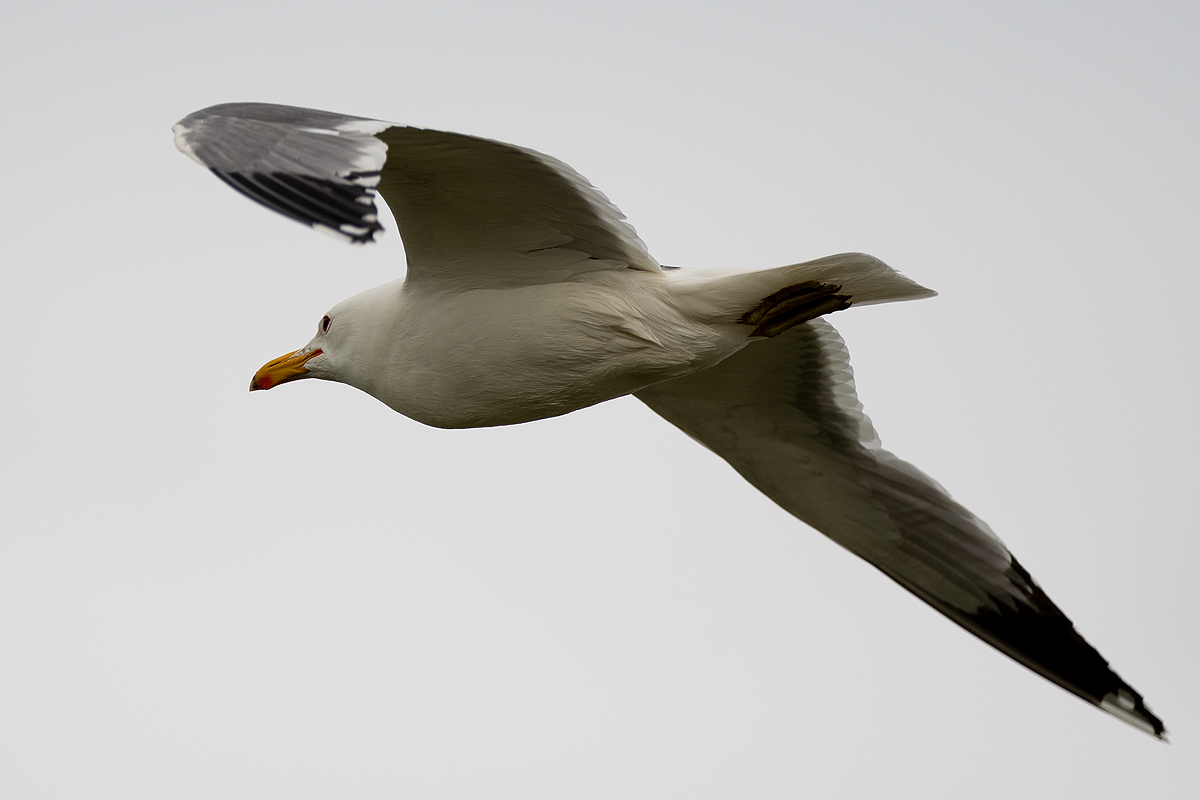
top-left (210, 169), bottom-right (384, 244)
top-left (875, 553), bottom-right (1166, 739)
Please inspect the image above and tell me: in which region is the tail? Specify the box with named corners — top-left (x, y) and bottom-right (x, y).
top-left (664, 252), bottom-right (937, 327)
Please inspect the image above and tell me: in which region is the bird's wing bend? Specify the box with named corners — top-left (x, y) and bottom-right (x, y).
top-left (635, 320), bottom-right (1165, 738)
top-left (173, 103), bottom-right (660, 289)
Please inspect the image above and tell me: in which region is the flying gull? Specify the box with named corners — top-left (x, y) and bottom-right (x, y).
top-left (173, 103), bottom-right (1165, 738)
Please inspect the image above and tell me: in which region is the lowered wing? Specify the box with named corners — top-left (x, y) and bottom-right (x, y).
top-left (635, 319), bottom-right (1165, 738)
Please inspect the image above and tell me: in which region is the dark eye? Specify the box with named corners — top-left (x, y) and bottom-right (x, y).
top-left (321, 315), bottom-right (332, 333)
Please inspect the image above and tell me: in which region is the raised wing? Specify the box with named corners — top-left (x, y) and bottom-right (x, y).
top-left (173, 103), bottom-right (660, 289)
top-left (635, 320), bottom-right (1165, 738)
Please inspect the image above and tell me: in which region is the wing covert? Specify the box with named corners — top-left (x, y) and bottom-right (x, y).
top-left (374, 125), bottom-right (659, 288)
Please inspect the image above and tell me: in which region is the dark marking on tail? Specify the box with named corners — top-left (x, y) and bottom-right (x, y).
top-left (740, 281), bottom-right (852, 337)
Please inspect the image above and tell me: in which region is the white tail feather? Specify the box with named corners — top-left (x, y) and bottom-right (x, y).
top-left (664, 252), bottom-right (936, 323)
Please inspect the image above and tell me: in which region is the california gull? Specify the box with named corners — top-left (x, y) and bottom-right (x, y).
top-left (173, 102), bottom-right (1165, 738)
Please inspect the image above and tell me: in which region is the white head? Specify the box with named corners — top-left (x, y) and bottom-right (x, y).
top-left (248, 279), bottom-right (404, 396)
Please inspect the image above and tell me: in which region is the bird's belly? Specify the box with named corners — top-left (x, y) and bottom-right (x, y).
top-left (373, 280), bottom-right (739, 429)
top-left (401, 355), bottom-right (653, 428)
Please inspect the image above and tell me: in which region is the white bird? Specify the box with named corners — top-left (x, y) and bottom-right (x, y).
top-left (173, 103), bottom-right (1165, 738)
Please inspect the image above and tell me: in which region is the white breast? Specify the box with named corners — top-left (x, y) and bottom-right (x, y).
top-left (363, 271), bottom-right (745, 429)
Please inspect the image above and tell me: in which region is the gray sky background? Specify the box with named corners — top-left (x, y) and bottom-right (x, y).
top-left (2, 1), bottom-right (1198, 797)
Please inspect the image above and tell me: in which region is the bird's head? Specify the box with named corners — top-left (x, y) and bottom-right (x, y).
top-left (248, 279), bottom-right (404, 394)
top-left (249, 311), bottom-right (337, 392)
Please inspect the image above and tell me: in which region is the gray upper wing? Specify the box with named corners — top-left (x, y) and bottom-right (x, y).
top-left (635, 319), bottom-right (1164, 738)
top-left (173, 103), bottom-right (660, 288)
top-left (173, 103), bottom-right (391, 243)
